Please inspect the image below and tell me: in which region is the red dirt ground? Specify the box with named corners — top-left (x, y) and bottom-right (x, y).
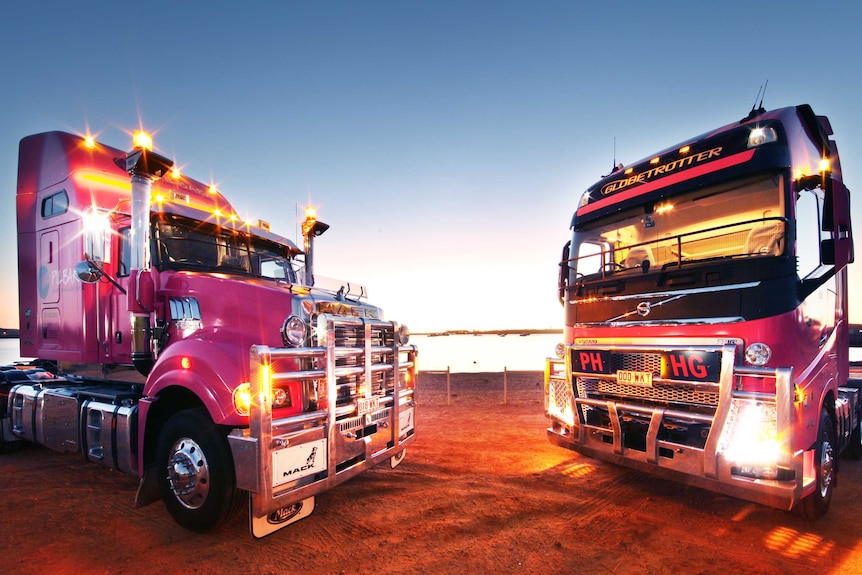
top-left (2, 371), bottom-right (861, 574)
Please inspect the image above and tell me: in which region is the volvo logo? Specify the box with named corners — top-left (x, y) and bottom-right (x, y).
top-left (636, 302), bottom-right (651, 317)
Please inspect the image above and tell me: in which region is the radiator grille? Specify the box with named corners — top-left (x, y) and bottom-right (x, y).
top-left (575, 376), bottom-right (720, 407)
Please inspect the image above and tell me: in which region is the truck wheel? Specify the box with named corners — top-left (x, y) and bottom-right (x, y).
top-left (795, 408), bottom-right (836, 520)
top-left (156, 408), bottom-right (246, 532)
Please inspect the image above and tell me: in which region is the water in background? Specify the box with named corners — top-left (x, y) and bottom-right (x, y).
top-left (0, 339), bottom-right (24, 365)
top-left (2, 336), bottom-right (859, 374)
top-left (0, 336), bottom-right (558, 373)
top-left (412, 333), bottom-right (560, 373)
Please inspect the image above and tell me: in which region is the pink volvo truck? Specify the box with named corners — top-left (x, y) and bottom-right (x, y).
top-left (545, 104), bottom-right (860, 518)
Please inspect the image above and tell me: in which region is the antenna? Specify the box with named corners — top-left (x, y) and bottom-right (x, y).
top-left (602, 137), bottom-right (620, 178)
top-left (758, 79), bottom-right (768, 110)
top-left (744, 81), bottom-right (768, 121)
top-left (749, 85), bottom-right (763, 115)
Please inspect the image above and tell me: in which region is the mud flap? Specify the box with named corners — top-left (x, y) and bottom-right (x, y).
top-left (390, 448), bottom-right (407, 469)
top-left (250, 496), bottom-right (315, 538)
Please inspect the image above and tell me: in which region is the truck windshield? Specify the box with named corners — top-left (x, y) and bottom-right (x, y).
top-left (153, 214), bottom-right (297, 282)
top-left (571, 174), bottom-right (786, 277)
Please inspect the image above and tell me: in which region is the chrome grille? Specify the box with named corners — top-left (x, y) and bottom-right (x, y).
top-left (549, 377), bottom-right (573, 415)
top-left (576, 376), bottom-right (720, 407)
top-left (611, 353), bottom-right (662, 374)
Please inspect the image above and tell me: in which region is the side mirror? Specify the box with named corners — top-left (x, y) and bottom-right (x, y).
top-left (75, 260), bottom-right (102, 283)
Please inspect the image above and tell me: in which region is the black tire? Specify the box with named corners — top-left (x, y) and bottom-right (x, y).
top-left (795, 408), bottom-right (836, 520)
top-left (847, 409), bottom-right (862, 460)
top-left (155, 408), bottom-right (246, 532)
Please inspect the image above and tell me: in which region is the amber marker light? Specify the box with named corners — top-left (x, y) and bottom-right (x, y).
top-left (233, 382), bottom-right (252, 416)
top-left (624, 167), bottom-right (634, 175)
top-left (170, 166), bottom-right (182, 179)
top-left (180, 356), bottom-right (193, 369)
top-left (679, 145), bottom-right (690, 154)
top-left (132, 130), bottom-right (153, 151)
top-left (650, 156), bottom-right (660, 165)
top-left (84, 135), bottom-right (96, 149)
top-left (819, 158), bottom-right (831, 173)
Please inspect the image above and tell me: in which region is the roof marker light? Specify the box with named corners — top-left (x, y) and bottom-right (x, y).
top-left (84, 135), bottom-right (96, 149)
top-left (679, 145), bottom-right (690, 154)
top-left (170, 166), bottom-right (181, 179)
top-left (819, 158), bottom-right (831, 173)
top-left (624, 167), bottom-right (634, 175)
top-left (650, 157), bottom-right (660, 165)
top-left (133, 130), bottom-right (153, 151)
top-left (208, 185), bottom-right (218, 195)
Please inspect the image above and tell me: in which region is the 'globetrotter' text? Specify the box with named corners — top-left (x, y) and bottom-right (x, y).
top-left (601, 146), bottom-right (723, 196)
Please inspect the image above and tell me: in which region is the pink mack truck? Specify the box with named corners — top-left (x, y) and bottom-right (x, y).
top-left (1, 130), bottom-right (417, 537)
top-left (545, 104), bottom-right (860, 518)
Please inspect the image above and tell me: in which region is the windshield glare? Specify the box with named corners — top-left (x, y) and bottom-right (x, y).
top-left (154, 215), bottom-right (298, 282)
top-left (571, 175), bottom-right (785, 277)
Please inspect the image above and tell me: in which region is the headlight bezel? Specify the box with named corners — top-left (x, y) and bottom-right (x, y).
top-left (281, 315), bottom-right (308, 347)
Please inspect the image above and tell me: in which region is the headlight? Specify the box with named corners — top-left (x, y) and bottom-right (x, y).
top-left (272, 387), bottom-right (292, 409)
top-left (281, 315), bottom-right (307, 347)
top-left (745, 342), bottom-right (772, 366)
top-left (397, 323), bottom-right (410, 346)
top-left (719, 398), bottom-right (779, 468)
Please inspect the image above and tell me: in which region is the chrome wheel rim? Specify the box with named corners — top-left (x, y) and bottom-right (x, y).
top-left (166, 436), bottom-right (210, 510)
top-left (819, 439), bottom-right (834, 498)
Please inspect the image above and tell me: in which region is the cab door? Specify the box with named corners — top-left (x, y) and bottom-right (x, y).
top-left (108, 225), bottom-right (133, 365)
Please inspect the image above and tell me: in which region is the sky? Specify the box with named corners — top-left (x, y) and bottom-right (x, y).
top-left (1, 0), bottom-right (861, 334)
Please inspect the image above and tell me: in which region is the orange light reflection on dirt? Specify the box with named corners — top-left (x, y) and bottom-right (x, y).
top-left (559, 461), bottom-right (597, 479)
top-left (764, 526), bottom-right (835, 561)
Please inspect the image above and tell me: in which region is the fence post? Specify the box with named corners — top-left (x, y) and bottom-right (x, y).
top-left (446, 366), bottom-right (451, 405)
top-left (503, 367), bottom-right (508, 405)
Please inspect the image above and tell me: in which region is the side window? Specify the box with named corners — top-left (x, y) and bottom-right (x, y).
top-left (795, 189), bottom-right (822, 277)
top-left (41, 190), bottom-right (69, 218)
top-left (118, 227), bottom-right (131, 277)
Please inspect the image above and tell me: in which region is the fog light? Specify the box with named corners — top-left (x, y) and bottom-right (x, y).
top-left (745, 342), bottom-right (772, 366)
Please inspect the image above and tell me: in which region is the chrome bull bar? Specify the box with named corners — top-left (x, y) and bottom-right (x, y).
top-left (229, 313), bottom-right (417, 535)
top-left (545, 344), bottom-right (804, 509)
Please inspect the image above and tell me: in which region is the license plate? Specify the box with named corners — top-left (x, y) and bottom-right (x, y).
top-left (399, 407), bottom-right (414, 436)
top-left (272, 439), bottom-right (326, 487)
top-left (357, 396), bottom-right (380, 416)
top-left (617, 370), bottom-right (653, 386)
